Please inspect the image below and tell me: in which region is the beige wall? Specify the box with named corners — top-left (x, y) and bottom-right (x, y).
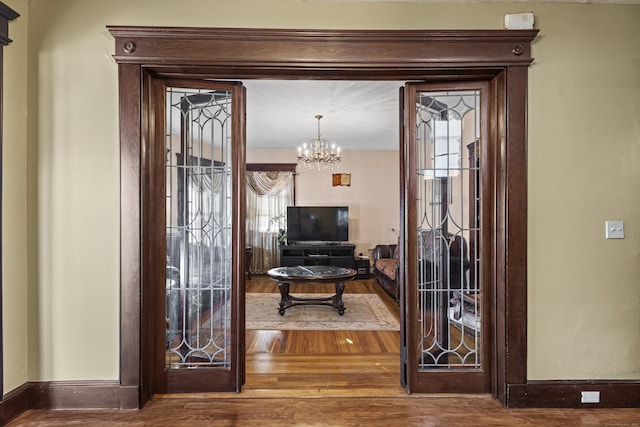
top-left (527, 4), bottom-right (640, 379)
top-left (2, 0), bottom-right (640, 393)
top-left (2, 0), bottom-right (29, 394)
top-left (247, 149), bottom-right (400, 256)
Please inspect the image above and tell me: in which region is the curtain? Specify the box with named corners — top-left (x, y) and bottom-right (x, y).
top-left (246, 171), bottom-right (294, 273)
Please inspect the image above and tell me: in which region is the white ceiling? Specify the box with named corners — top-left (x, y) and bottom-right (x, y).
top-left (243, 80), bottom-right (403, 151)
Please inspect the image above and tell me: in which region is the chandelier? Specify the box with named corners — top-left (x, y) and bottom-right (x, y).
top-left (296, 114), bottom-right (341, 170)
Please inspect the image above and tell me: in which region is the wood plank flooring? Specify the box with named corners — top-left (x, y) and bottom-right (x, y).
top-left (243, 276), bottom-right (403, 396)
top-left (9, 276), bottom-right (640, 425)
top-left (10, 394), bottom-right (640, 426)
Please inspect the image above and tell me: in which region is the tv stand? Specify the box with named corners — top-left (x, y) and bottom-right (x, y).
top-left (280, 242), bottom-right (355, 268)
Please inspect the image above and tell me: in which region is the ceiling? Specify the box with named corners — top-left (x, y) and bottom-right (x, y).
top-left (243, 80), bottom-right (403, 151)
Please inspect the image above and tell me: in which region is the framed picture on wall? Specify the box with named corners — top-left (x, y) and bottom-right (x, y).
top-left (332, 173), bottom-right (351, 187)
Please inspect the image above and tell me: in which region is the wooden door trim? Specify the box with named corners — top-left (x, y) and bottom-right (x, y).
top-left (117, 63), bottom-right (144, 408)
top-left (503, 67), bottom-right (529, 388)
top-left (109, 26), bottom-right (537, 407)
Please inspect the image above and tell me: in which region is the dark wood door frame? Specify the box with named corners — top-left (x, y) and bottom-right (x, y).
top-left (108, 26), bottom-right (537, 408)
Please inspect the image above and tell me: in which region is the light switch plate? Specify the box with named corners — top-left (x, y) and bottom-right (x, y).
top-left (605, 221), bottom-right (624, 239)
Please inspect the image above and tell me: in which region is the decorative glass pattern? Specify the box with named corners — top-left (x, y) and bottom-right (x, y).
top-left (165, 88), bottom-right (233, 368)
top-left (416, 90), bottom-right (481, 370)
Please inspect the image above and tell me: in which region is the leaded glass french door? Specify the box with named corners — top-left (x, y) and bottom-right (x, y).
top-left (403, 82), bottom-right (491, 393)
top-left (151, 79), bottom-right (246, 393)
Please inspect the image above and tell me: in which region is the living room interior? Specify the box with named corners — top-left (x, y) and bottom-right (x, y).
top-left (243, 79), bottom-right (403, 391)
top-left (159, 77), bottom-right (407, 391)
top-left (163, 75), bottom-right (480, 392)
top-left (238, 78), bottom-right (482, 392)
top-left (244, 79), bottom-right (402, 260)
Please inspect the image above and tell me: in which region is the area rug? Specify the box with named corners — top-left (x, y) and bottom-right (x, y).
top-left (246, 293), bottom-right (399, 331)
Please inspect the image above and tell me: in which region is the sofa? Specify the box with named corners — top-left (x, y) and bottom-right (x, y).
top-left (373, 231), bottom-right (470, 303)
top-left (372, 243), bottom-right (400, 302)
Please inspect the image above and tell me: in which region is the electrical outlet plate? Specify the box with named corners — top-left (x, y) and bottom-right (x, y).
top-left (581, 391), bottom-right (600, 403)
top-left (605, 221), bottom-right (624, 239)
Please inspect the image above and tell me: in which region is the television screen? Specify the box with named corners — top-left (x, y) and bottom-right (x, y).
top-left (286, 206), bottom-right (349, 243)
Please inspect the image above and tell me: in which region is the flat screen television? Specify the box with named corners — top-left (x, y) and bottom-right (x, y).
top-left (286, 206), bottom-right (349, 243)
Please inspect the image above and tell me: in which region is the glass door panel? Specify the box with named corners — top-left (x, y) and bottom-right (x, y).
top-left (405, 83), bottom-right (488, 393)
top-left (160, 81), bottom-right (245, 393)
top-left (166, 88), bottom-right (233, 368)
top-left (416, 90), bottom-right (480, 369)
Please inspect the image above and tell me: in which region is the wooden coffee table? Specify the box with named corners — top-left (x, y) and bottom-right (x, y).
top-left (267, 265), bottom-right (357, 315)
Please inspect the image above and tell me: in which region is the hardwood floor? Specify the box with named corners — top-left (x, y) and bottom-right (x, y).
top-left (9, 276), bottom-right (640, 425)
top-left (10, 395), bottom-right (640, 426)
top-left (244, 276), bottom-right (403, 396)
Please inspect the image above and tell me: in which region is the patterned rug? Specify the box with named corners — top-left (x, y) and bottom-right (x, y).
top-left (246, 293), bottom-right (399, 331)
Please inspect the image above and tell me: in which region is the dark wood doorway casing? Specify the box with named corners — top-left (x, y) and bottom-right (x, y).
top-left (109, 26), bottom-right (537, 408)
